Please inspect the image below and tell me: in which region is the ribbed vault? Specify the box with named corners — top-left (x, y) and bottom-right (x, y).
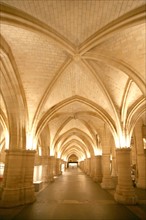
top-left (0, 0), bottom-right (145, 162)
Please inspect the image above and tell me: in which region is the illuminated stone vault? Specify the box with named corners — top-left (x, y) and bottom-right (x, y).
top-left (0, 0), bottom-right (146, 207)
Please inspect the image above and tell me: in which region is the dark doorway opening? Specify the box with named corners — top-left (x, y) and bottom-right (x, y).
top-left (67, 161), bottom-right (78, 168)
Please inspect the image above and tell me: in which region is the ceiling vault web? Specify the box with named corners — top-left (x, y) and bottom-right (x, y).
top-left (0, 0), bottom-right (145, 160)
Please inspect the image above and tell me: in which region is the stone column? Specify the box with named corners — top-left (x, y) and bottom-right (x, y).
top-left (80, 161), bottom-right (84, 171)
top-left (0, 149), bottom-right (36, 207)
top-left (48, 156), bottom-right (55, 182)
top-left (101, 154), bottom-right (115, 189)
top-left (111, 155), bottom-right (118, 186)
top-left (90, 156), bottom-right (95, 178)
top-left (84, 159), bottom-right (88, 174)
top-left (42, 156), bottom-right (49, 183)
top-left (55, 158), bottom-right (62, 176)
top-left (82, 160), bottom-right (85, 172)
top-left (137, 152), bottom-right (146, 189)
top-left (111, 156), bottom-right (117, 177)
top-left (86, 158), bottom-right (91, 176)
top-left (114, 148), bottom-right (137, 204)
top-left (60, 160), bottom-right (65, 172)
top-left (111, 145), bottom-right (118, 180)
top-left (65, 161), bottom-right (68, 169)
top-left (134, 120), bottom-right (146, 189)
top-left (92, 156), bottom-right (102, 182)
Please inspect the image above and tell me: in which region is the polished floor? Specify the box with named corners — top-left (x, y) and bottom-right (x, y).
top-left (0, 167), bottom-right (146, 220)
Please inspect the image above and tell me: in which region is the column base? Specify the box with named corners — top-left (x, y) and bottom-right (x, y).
top-left (114, 186), bottom-right (138, 205)
top-left (101, 177), bottom-right (115, 189)
top-left (48, 176), bottom-right (54, 182)
top-left (137, 181), bottom-right (146, 189)
top-left (93, 176), bottom-right (102, 182)
top-left (0, 186), bottom-right (36, 208)
top-left (56, 171), bottom-right (62, 176)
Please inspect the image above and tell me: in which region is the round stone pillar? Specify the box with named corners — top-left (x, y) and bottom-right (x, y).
top-left (42, 156), bottom-right (49, 183)
top-left (114, 148), bottom-right (137, 204)
top-left (137, 152), bottom-right (146, 189)
top-left (84, 159), bottom-right (88, 174)
top-left (0, 150), bottom-right (36, 207)
top-left (93, 156), bottom-right (102, 182)
top-left (90, 156), bottom-right (95, 178)
top-left (86, 158), bottom-right (91, 176)
top-left (55, 158), bottom-right (62, 176)
top-left (48, 156), bottom-right (55, 182)
top-left (79, 161), bottom-right (84, 171)
top-left (101, 154), bottom-right (115, 189)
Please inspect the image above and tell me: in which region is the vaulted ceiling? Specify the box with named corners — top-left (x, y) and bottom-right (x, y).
top-left (0, 0), bottom-right (146, 161)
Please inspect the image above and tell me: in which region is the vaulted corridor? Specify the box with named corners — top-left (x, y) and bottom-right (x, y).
top-left (0, 0), bottom-right (146, 217)
top-left (1, 167), bottom-right (145, 220)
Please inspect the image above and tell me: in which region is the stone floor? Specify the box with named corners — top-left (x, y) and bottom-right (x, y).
top-left (0, 168), bottom-right (146, 220)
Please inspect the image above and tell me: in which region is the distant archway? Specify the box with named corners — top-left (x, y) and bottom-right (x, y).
top-left (67, 154), bottom-right (78, 168)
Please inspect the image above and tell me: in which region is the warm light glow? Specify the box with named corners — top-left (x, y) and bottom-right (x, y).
top-left (0, 162), bottom-right (5, 177)
top-left (87, 152), bottom-right (91, 158)
top-left (50, 147), bottom-right (55, 156)
top-left (57, 151), bottom-right (61, 158)
top-left (26, 132), bottom-right (37, 150)
top-left (38, 146), bottom-right (42, 156)
top-left (94, 148), bottom-right (102, 156)
top-left (0, 130), bottom-right (9, 151)
top-left (61, 164), bottom-right (65, 172)
top-left (68, 163), bottom-right (77, 168)
top-left (116, 133), bottom-right (131, 148)
top-left (121, 134), bottom-right (130, 148)
top-left (33, 165), bottom-right (42, 182)
top-left (78, 155), bottom-right (85, 162)
top-left (143, 138), bottom-right (146, 149)
top-left (110, 154), bottom-right (112, 160)
top-left (5, 130), bottom-right (9, 149)
top-left (62, 155), bottom-right (67, 161)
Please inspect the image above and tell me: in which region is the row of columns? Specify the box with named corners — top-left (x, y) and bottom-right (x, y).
top-left (0, 150), bottom-right (36, 207)
top-left (80, 148), bottom-right (146, 205)
top-left (80, 155), bottom-right (115, 188)
top-left (0, 147), bottom-right (145, 207)
top-left (0, 151), bottom-right (66, 207)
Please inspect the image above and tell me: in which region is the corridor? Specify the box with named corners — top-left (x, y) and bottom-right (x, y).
top-left (1, 168), bottom-right (145, 220)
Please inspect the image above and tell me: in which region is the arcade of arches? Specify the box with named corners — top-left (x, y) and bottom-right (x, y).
top-left (0, 0), bottom-right (146, 208)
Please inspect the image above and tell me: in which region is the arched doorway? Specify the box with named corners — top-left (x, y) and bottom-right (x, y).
top-left (68, 154), bottom-right (78, 168)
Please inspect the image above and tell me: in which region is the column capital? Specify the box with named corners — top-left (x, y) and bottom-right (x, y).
top-left (5, 149), bottom-right (36, 155)
top-left (116, 148), bottom-right (131, 153)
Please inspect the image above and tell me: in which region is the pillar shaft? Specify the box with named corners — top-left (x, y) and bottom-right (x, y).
top-left (80, 161), bottom-right (84, 171)
top-left (0, 150), bottom-right (36, 207)
top-left (48, 156), bottom-right (55, 182)
top-left (42, 156), bottom-right (49, 183)
top-left (114, 148), bottom-right (137, 204)
top-left (137, 152), bottom-right (146, 189)
top-left (55, 158), bottom-right (62, 176)
top-left (92, 156), bottom-right (102, 182)
top-left (86, 158), bottom-right (91, 176)
top-left (101, 154), bottom-right (115, 189)
top-left (84, 159), bottom-right (88, 174)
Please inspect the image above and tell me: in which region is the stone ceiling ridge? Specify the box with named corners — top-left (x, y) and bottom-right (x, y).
top-left (0, 0), bottom-right (146, 161)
